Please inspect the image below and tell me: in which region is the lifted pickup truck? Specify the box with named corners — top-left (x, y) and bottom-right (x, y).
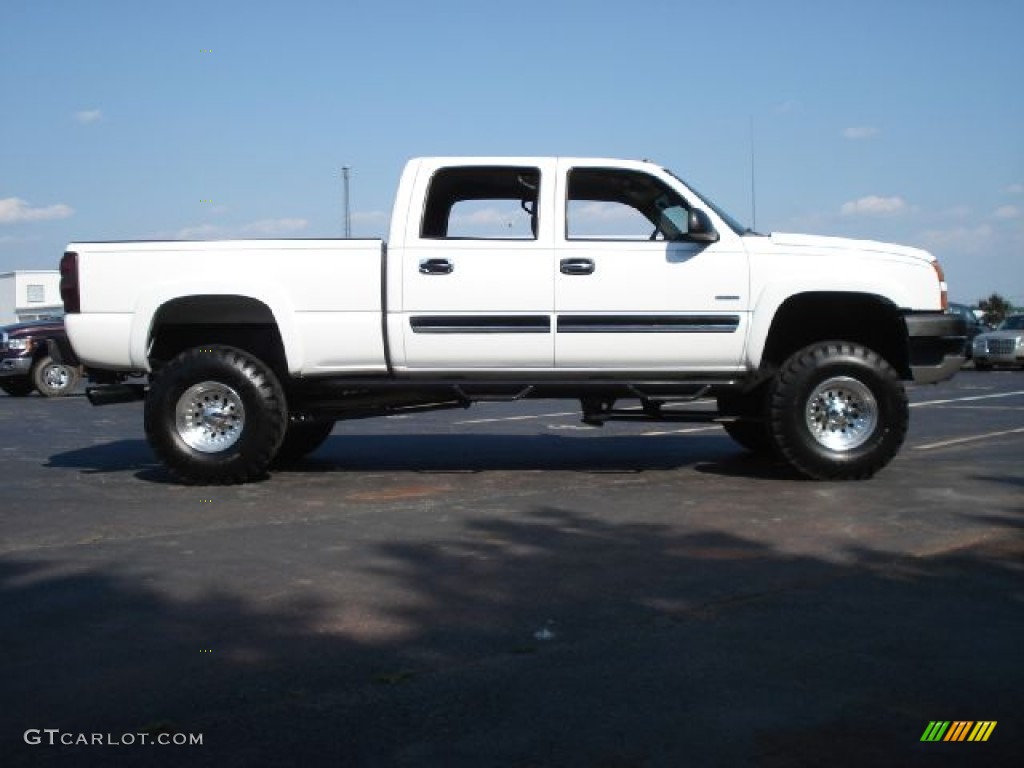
top-left (60, 156), bottom-right (965, 484)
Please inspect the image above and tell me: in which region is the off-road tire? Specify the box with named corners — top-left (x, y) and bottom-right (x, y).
top-left (271, 420), bottom-right (335, 467)
top-left (31, 355), bottom-right (80, 397)
top-left (144, 346), bottom-right (287, 485)
top-left (717, 383), bottom-right (774, 455)
top-left (721, 420), bottom-right (775, 455)
top-left (769, 341), bottom-right (908, 480)
top-left (0, 377), bottom-right (35, 396)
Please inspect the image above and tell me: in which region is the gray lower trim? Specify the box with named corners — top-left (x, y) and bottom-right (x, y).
top-left (557, 315), bottom-right (740, 333)
top-left (411, 316), bottom-right (551, 334)
top-left (910, 355), bottom-right (964, 385)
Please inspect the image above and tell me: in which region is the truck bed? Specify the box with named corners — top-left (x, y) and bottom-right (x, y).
top-left (65, 239), bottom-right (388, 375)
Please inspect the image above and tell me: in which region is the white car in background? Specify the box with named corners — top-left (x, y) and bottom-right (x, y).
top-left (972, 314), bottom-right (1024, 370)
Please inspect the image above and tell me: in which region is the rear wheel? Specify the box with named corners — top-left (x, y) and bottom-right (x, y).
top-left (768, 342), bottom-right (908, 480)
top-left (0, 377), bottom-right (34, 397)
top-left (974, 361), bottom-right (992, 371)
top-left (144, 346), bottom-right (287, 485)
top-left (271, 420), bottom-right (335, 467)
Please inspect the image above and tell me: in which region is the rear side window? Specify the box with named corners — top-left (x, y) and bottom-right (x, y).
top-left (421, 166), bottom-right (540, 240)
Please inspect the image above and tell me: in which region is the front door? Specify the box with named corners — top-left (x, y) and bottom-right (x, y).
top-left (554, 162), bottom-right (750, 372)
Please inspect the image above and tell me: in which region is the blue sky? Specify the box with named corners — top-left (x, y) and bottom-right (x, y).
top-left (2, 0), bottom-right (1022, 305)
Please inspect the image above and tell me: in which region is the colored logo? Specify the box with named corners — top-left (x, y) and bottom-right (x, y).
top-left (920, 721), bottom-right (996, 742)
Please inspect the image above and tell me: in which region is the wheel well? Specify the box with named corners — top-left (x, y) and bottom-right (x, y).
top-left (760, 293), bottom-right (910, 378)
top-left (148, 296), bottom-right (287, 376)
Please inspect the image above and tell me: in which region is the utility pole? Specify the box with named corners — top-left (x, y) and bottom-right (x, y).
top-left (749, 117), bottom-right (757, 232)
top-left (342, 166), bottom-right (352, 238)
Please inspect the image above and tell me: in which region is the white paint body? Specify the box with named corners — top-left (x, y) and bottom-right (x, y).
top-left (65, 157), bottom-right (945, 376)
top-left (66, 239), bottom-right (385, 374)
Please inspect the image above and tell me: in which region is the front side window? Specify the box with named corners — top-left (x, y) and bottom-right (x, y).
top-left (421, 166), bottom-right (540, 240)
top-left (566, 168), bottom-right (690, 241)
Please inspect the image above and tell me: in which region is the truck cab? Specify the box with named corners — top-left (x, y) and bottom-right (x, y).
top-left (386, 158), bottom-right (750, 372)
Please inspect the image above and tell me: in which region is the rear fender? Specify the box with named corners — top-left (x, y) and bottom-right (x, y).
top-left (130, 284), bottom-right (302, 373)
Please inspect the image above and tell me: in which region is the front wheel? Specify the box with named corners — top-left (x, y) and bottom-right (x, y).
top-left (0, 377), bottom-right (35, 397)
top-left (721, 420), bottom-right (775, 455)
top-left (717, 384), bottom-right (774, 455)
top-left (769, 342), bottom-right (908, 480)
top-left (144, 346), bottom-right (287, 485)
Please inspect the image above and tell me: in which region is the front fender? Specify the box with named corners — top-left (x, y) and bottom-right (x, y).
top-left (745, 281), bottom-right (905, 369)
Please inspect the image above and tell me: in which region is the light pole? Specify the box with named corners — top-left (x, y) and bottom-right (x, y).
top-left (342, 166), bottom-right (352, 238)
top-left (749, 117), bottom-right (757, 232)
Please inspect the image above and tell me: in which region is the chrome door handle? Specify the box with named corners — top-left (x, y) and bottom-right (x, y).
top-left (419, 258), bottom-right (454, 275)
top-left (560, 258), bottom-right (595, 275)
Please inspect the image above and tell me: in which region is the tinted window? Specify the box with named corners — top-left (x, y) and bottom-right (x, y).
top-left (421, 167), bottom-right (540, 240)
top-left (566, 168), bottom-right (692, 241)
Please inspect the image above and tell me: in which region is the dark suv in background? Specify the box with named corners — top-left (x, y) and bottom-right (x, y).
top-left (0, 318), bottom-right (81, 397)
top-left (947, 303), bottom-right (985, 361)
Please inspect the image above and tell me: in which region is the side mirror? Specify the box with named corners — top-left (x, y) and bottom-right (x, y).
top-left (687, 209), bottom-right (719, 243)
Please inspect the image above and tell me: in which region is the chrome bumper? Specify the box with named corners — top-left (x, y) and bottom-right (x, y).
top-left (0, 356), bottom-right (33, 378)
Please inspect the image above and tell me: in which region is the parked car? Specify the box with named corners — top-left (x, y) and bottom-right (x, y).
top-left (972, 314), bottom-right (1024, 370)
top-left (0, 318), bottom-right (81, 396)
top-left (947, 302), bottom-right (985, 360)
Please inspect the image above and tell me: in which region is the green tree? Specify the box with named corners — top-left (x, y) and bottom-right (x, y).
top-left (977, 293), bottom-right (1014, 326)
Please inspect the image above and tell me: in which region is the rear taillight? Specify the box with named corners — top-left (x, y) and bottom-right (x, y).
top-left (931, 259), bottom-right (948, 311)
top-left (60, 251), bottom-right (80, 314)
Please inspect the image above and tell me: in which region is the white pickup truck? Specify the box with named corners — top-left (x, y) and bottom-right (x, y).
top-left (59, 156), bottom-right (965, 484)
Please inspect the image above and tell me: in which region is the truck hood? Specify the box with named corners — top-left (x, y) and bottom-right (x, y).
top-left (767, 232), bottom-right (935, 264)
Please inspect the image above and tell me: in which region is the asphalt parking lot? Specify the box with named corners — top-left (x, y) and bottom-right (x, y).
top-left (1, 370), bottom-right (1022, 767)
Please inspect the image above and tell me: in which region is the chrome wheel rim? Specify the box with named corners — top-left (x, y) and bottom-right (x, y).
top-left (43, 364), bottom-right (70, 389)
top-left (175, 382), bottom-right (246, 453)
top-left (804, 376), bottom-right (877, 451)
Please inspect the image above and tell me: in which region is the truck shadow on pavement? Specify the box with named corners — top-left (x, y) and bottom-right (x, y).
top-left (45, 439), bottom-right (161, 476)
top-left (45, 433), bottom-right (801, 482)
top-left (2, 506), bottom-right (1021, 767)
top-left (290, 433), bottom-right (781, 475)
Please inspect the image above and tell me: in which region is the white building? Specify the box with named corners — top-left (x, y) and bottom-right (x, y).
top-left (0, 270), bottom-right (63, 325)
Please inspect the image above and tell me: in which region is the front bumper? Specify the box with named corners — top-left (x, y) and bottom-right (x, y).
top-left (905, 312), bottom-right (966, 384)
top-left (0, 356), bottom-right (33, 379)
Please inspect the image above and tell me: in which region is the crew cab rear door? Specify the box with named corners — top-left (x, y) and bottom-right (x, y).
top-left (393, 161), bottom-right (556, 370)
top-left (553, 160), bottom-right (750, 371)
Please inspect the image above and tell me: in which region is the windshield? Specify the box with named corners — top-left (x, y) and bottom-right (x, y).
top-left (663, 168), bottom-right (756, 236)
top-left (999, 315), bottom-right (1024, 330)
